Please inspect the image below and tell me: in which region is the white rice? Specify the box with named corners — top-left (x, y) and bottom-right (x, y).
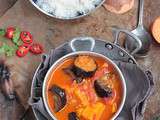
top-left (36, 0), bottom-right (102, 18)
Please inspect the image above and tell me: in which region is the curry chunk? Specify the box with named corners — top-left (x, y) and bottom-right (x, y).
top-left (73, 55), bottom-right (97, 78)
top-left (81, 102), bottom-right (105, 120)
top-left (74, 88), bottom-right (89, 106)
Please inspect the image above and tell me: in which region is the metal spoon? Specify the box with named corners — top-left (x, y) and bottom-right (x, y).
top-left (125, 0), bottom-right (152, 58)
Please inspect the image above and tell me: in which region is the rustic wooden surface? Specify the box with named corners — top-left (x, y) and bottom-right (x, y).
top-left (0, 0), bottom-right (17, 16)
top-left (0, 0), bottom-right (159, 120)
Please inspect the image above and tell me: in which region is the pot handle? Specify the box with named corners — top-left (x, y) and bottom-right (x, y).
top-left (69, 37), bottom-right (95, 52)
top-left (112, 27), bottom-right (142, 55)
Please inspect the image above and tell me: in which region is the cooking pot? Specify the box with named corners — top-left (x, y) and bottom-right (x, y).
top-left (29, 0), bottom-right (105, 20)
top-left (42, 37), bottom-right (127, 120)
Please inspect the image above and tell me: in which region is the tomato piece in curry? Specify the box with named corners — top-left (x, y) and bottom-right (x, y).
top-left (46, 56), bottom-right (123, 120)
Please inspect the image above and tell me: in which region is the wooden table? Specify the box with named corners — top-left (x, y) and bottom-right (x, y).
top-left (0, 0), bottom-right (160, 120)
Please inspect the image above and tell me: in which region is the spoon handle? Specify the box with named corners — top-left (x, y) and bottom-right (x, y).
top-left (138, 0), bottom-right (144, 26)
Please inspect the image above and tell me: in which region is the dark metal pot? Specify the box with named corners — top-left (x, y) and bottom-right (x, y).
top-left (30, 28), bottom-right (142, 120)
top-left (42, 37), bottom-right (126, 120)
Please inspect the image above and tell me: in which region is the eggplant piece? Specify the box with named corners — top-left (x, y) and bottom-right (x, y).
top-left (63, 67), bottom-right (76, 80)
top-left (50, 85), bottom-right (67, 112)
top-left (94, 80), bottom-right (112, 98)
top-left (63, 67), bottom-right (83, 83)
top-left (73, 55), bottom-right (97, 78)
top-left (68, 112), bottom-right (80, 120)
top-left (75, 77), bottom-right (83, 83)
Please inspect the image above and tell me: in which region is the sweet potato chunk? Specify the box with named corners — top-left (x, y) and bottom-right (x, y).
top-left (74, 88), bottom-right (89, 106)
top-left (81, 102), bottom-right (105, 120)
top-left (152, 17), bottom-right (160, 43)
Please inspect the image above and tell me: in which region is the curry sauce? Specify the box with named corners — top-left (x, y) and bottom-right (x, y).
top-left (46, 56), bottom-right (123, 120)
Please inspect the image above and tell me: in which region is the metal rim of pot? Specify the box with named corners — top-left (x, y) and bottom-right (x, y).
top-left (29, 0), bottom-right (106, 20)
top-left (42, 42), bottom-right (127, 120)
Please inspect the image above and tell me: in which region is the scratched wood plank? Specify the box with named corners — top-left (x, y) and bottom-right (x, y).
top-left (0, 92), bottom-right (24, 120)
top-left (0, 0), bottom-right (159, 120)
top-left (0, 0), bottom-right (17, 17)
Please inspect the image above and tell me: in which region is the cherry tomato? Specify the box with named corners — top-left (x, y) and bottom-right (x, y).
top-left (16, 44), bottom-right (29, 57)
top-left (30, 43), bottom-right (43, 54)
top-left (5, 27), bottom-right (15, 39)
top-left (92, 67), bottom-right (110, 80)
top-left (20, 31), bottom-right (33, 44)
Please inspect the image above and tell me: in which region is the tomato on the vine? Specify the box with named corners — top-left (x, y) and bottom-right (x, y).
top-left (20, 31), bottom-right (33, 44)
top-left (16, 44), bottom-right (30, 57)
top-left (2, 26), bottom-right (43, 57)
top-left (5, 27), bottom-right (15, 39)
top-left (29, 43), bottom-right (43, 54)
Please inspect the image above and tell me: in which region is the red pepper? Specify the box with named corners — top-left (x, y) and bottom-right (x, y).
top-left (5, 27), bottom-right (15, 39)
top-left (16, 44), bottom-right (29, 57)
top-left (20, 31), bottom-right (33, 44)
top-left (30, 43), bottom-right (43, 54)
top-left (92, 67), bottom-right (110, 80)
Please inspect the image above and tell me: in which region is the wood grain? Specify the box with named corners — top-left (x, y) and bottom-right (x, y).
top-left (0, 0), bottom-right (159, 119)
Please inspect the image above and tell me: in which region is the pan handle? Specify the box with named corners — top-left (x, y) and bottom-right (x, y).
top-left (112, 27), bottom-right (142, 55)
top-left (69, 37), bottom-right (95, 52)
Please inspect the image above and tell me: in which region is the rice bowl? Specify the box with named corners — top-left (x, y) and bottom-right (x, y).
top-left (31, 0), bottom-right (104, 19)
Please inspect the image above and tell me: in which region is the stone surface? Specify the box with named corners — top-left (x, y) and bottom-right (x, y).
top-left (0, 0), bottom-right (159, 120)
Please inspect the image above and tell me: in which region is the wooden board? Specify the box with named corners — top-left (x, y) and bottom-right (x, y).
top-left (0, 0), bottom-right (159, 119)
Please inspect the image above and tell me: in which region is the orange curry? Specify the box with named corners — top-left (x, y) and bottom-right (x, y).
top-left (46, 56), bottom-right (123, 120)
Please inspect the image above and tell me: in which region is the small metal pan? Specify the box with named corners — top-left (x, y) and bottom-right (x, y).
top-left (29, 28), bottom-right (142, 120)
top-left (42, 41), bottom-right (126, 120)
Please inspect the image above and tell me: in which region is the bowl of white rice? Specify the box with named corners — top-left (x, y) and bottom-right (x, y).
top-left (29, 0), bottom-right (105, 20)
